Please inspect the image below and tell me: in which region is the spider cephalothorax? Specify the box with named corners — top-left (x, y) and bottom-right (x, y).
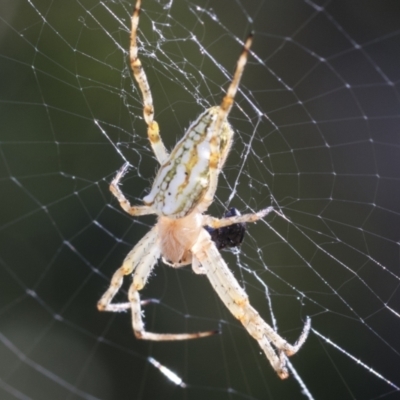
top-left (98, 0), bottom-right (310, 379)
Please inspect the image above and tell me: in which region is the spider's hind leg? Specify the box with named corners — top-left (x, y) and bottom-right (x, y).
top-left (130, 0), bottom-right (168, 164)
top-left (204, 34), bottom-right (253, 205)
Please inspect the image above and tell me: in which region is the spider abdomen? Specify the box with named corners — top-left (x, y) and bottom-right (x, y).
top-left (143, 107), bottom-right (233, 219)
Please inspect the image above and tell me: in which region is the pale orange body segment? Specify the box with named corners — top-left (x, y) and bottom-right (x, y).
top-left (158, 212), bottom-right (202, 266)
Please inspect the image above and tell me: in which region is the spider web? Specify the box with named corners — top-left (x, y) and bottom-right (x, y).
top-left (1, 0), bottom-right (400, 399)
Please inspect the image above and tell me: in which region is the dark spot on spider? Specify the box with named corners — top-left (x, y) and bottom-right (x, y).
top-left (168, 192), bottom-right (171, 195)
top-left (205, 208), bottom-right (246, 251)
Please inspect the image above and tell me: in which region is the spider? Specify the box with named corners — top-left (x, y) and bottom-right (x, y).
top-left (97, 0), bottom-right (310, 379)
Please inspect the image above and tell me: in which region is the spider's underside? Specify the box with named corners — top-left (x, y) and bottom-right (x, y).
top-left (97, 0), bottom-right (310, 379)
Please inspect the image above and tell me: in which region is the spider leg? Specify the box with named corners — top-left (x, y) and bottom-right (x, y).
top-left (128, 285), bottom-right (217, 341)
top-left (129, 247), bottom-right (218, 340)
top-left (110, 163), bottom-right (155, 216)
top-left (192, 230), bottom-right (310, 379)
top-left (130, 0), bottom-right (168, 164)
top-left (203, 34), bottom-right (253, 211)
top-left (217, 33), bottom-right (253, 122)
top-left (98, 226), bottom-right (217, 340)
top-left (204, 34), bottom-right (253, 204)
top-left (192, 257), bottom-right (206, 274)
top-left (202, 206), bottom-right (274, 229)
top-left (97, 227), bottom-right (159, 312)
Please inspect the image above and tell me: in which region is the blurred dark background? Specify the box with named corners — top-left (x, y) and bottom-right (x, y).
top-left (1, 0), bottom-right (400, 399)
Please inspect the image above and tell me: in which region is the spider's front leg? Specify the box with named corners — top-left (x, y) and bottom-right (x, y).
top-left (97, 228), bottom-right (160, 313)
top-left (98, 225), bottom-right (217, 341)
top-left (127, 286), bottom-right (217, 341)
top-left (192, 230), bottom-right (310, 379)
